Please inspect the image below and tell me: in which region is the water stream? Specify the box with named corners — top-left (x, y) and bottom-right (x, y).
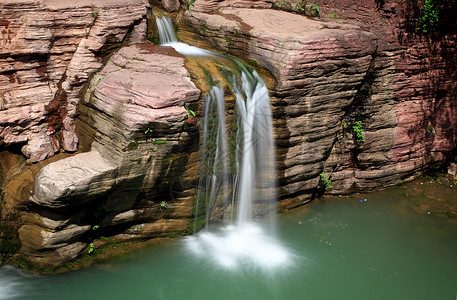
top-left (155, 16), bottom-right (289, 270)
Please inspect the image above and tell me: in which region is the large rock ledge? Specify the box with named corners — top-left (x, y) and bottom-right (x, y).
top-left (18, 43), bottom-right (201, 266)
top-left (179, 7), bottom-right (378, 206)
top-left (179, 6), bottom-right (457, 208)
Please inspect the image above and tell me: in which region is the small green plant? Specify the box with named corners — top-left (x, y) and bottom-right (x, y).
top-left (95, 76), bottom-right (104, 85)
top-left (188, 0), bottom-right (195, 10)
top-left (92, 225), bottom-right (100, 231)
top-left (248, 59), bottom-right (260, 67)
top-left (426, 121), bottom-right (434, 135)
top-left (88, 242), bottom-right (95, 254)
top-left (144, 127), bottom-right (152, 135)
top-left (309, 2), bottom-right (319, 14)
top-left (159, 201), bottom-right (167, 212)
top-left (417, 0), bottom-right (439, 33)
top-left (91, 3), bottom-right (98, 19)
top-left (184, 103), bottom-right (196, 118)
top-left (320, 173), bottom-right (334, 190)
top-left (352, 121), bottom-right (365, 143)
top-left (342, 120), bottom-right (348, 129)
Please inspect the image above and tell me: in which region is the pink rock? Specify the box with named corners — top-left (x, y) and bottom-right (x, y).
top-left (191, 0), bottom-right (273, 12)
top-left (0, 0), bottom-right (150, 162)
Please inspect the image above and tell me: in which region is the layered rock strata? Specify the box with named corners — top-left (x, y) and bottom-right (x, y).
top-left (0, 0), bottom-right (150, 163)
top-left (179, 4), bottom-right (457, 208)
top-left (179, 7), bottom-right (378, 207)
top-left (18, 43), bottom-right (200, 266)
top-left (1, 0), bottom-right (456, 266)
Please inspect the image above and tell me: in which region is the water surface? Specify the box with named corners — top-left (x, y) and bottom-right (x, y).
top-left (1, 188), bottom-right (456, 300)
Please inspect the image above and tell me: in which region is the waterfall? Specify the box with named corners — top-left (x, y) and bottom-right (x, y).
top-left (195, 86), bottom-right (231, 229)
top-left (156, 16), bottom-right (290, 270)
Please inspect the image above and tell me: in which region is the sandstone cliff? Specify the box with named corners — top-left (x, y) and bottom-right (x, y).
top-left (0, 0), bottom-right (150, 162)
top-left (0, 0), bottom-right (456, 267)
top-left (177, 0), bottom-right (457, 208)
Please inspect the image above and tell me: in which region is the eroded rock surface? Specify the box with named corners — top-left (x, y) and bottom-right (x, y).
top-left (4, 0), bottom-right (457, 267)
top-left (0, 0), bottom-right (150, 163)
top-left (18, 43), bottom-right (201, 266)
top-left (179, 7), bottom-right (378, 207)
top-left (179, 4), bottom-right (457, 208)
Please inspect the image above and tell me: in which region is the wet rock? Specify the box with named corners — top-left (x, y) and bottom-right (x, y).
top-left (179, 4), bottom-right (457, 206)
top-left (115, 219), bottom-right (189, 240)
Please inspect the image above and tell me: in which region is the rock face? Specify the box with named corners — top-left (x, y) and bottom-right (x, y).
top-left (178, 3), bottom-right (457, 208)
top-left (18, 43), bottom-right (201, 266)
top-left (190, 0), bottom-right (273, 12)
top-left (0, 0), bottom-right (150, 163)
top-left (2, 0), bottom-right (457, 267)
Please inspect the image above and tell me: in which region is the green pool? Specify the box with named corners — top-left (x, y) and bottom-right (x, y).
top-left (1, 187), bottom-right (456, 300)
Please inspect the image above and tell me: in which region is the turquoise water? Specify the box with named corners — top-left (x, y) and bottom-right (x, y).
top-left (1, 190), bottom-right (456, 300)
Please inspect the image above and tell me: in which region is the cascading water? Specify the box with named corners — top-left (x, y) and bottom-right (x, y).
top-left (156, 16), bottom-right (292, 270)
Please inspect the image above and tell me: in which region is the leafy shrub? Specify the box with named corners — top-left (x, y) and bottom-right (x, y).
top-left (417, 0), bottom-right (439, 33)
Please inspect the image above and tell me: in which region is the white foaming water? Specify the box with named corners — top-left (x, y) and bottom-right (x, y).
top-left (156, 15), bottom-right (293, 271)
top-left (0, 265), bottom-right (30, 300)
top-left (185, 223), bottom-right (292, 271)
top-left (163, 42), bottom-right (215, 57)
top-left (156, 16), bottom-right (215, 57)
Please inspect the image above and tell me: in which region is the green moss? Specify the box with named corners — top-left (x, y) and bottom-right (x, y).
top-left (225, 37), bottom-right (233, 47)
top-left (247, 59), bottom-right (260, 67)
top-left (417, 0), bottom-right (439, 33)
top-left (151, 140), bottom-right (168, 145)
top-left (324, 10), bottom-right (345, 22)
top-left (0, 239), bottom-right (21, 253)
top-left (130, 158), bottom-right (142, 164)
top-left (148, 36), bottom-right (160, 45)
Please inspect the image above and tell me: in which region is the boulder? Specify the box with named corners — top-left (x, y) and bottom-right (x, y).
top-left (31, 151), bottom-right (118, 209)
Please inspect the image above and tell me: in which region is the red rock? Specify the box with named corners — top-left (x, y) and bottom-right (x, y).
top-left (0, 0), bottom-right (150, 162)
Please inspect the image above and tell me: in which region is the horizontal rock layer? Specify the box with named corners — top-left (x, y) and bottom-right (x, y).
top-left (0, 0), bottom-right (150, 162)
top-left (179, 4), bottom-right (457, 207)
top-left (18, 43), bottom-right (201, 266)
